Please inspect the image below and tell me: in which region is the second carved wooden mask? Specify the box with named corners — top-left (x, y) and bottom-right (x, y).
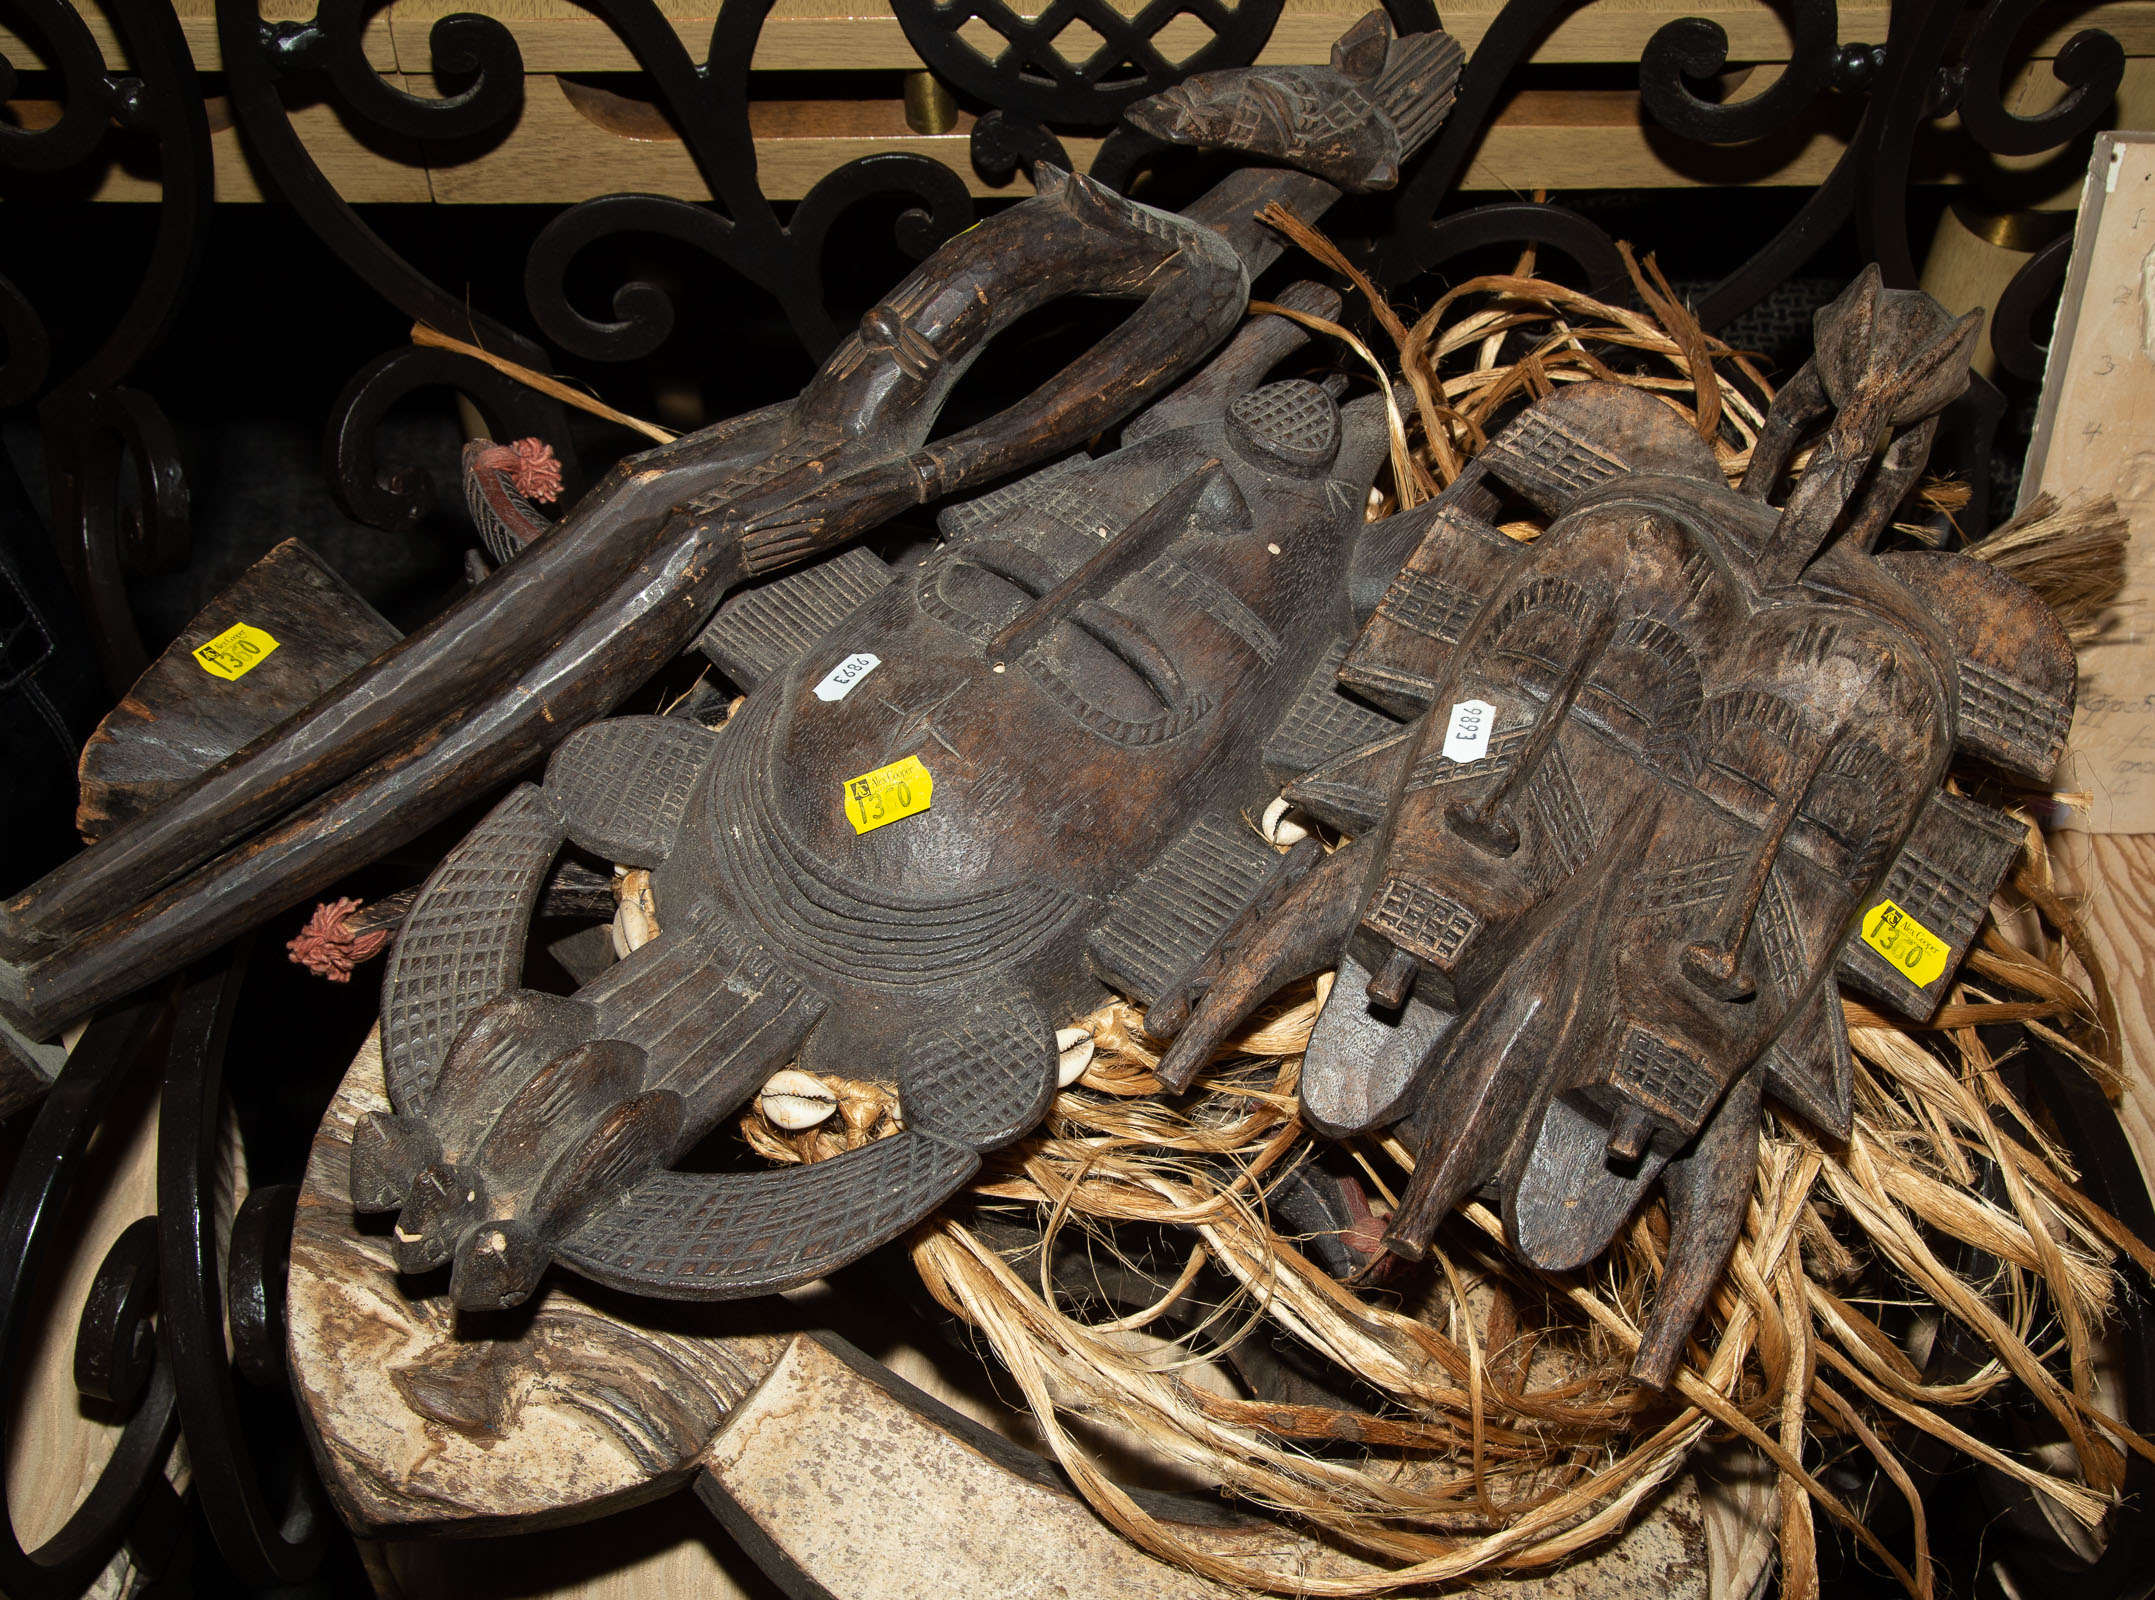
top-left (1158, 268), bottom-right (2078, 1385)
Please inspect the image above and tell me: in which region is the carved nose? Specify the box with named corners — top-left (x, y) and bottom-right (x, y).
top-left (1444, 799), bottom-right (1519, 856)
top-left (1680, 939), bottom-right (1755, 1001)
top-left (1604, 1101), bottom-right (1656, 1163)
top-left (1364, 945), bottom-right (1420, 1010)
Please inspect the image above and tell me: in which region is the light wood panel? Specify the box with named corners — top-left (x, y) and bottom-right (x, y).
top-left (13, 0), bottom-right (2151, 81)
top-left (2049, 832), bottom-right (2155, 1198)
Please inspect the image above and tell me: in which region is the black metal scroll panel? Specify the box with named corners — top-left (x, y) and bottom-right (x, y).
top-left (1373, 0), bottom-right (1638, 290)
top-left (1637, 0), bottom-right (1839, 147)
top-left (0, 999), bottom-right (189, 1600)
top-left (40, 389), bottom-right (192, 694)
top-left (0, 0), bottom-right (116, 175)
top-left (215, 0), bottom-right (583, 530)
top-left (158, 954), bottom-right (328, 1586)
top-left (326, 347), bottom-right (582, 532)
top-left (888, 0), bottom-right (1291, 130)
top-left (2, 0), bottom-right (212, 687)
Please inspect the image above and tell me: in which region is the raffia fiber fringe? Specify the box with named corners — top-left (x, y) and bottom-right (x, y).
top-left (735, 222), bottom-right (2143, 1596)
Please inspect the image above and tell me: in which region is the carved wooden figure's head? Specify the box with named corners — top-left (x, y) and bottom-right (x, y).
top-left (1155, 269), bottom-right (2075, 1386)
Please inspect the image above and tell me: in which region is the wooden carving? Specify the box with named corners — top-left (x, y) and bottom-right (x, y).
top-left (352, 276), bottom-right (1432, 1309)
top-left (1155, 267), bottom-right (2078, 1388)
top-left (0, 11), bottom-right (1461, 1050)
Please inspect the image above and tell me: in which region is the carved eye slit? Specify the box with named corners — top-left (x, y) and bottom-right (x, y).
top-left (1579, 616), bottom-right (1704, 756)
top-left (1694, 690), bottom-right (1810, 828)
top-left (927, 542), bottom-right (1058, 638)
top-left (1053, 602), bottom-right (1186, 712)
top-left (1793, 735), bottom-right (1900, 880)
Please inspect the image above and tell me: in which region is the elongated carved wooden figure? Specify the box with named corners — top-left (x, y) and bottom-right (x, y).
top-left (1155, 267), bottom-right (2077, 1388)
top-left (0, 14), bottom-right (1464, 1057)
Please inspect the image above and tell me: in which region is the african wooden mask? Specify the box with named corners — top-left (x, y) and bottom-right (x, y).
top-left (1155, 268), bottom-right (2077, 1387)
top-left (349, 280), bottom-right (1435, 1310)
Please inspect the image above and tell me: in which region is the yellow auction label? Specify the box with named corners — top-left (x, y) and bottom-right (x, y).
top-left (1859, 899), bottom-right (1950, 989)
top-left (843, 754), bottom-right (933, 834)
top-left (193, 622), bottom-right (280, 681)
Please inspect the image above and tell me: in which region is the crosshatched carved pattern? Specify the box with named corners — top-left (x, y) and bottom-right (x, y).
top-left (900, 996), bottom-right (1056, 1148)
top-left (1366, 876), bottom-right (1479, 965)
top-left (1377, 571), bottom-right (1479, 645)
top-left (698, 547), bottom-right (896, 687)
top-left (1089, 813), bottom-right (1282, 1002)
top-left (1634, 851), bottom-right (1744, 915)
top-left (560, 1132), bottom-right (977, 1297)
top-left (1228, 380), bottom-right (1340, 471)
top-left (382, 785), bottom-right (566, 1109)
top-left (1610, 1025), bottom-right (1719, 1129)
top-left (1956, 656), bottom-right (2071, 777)
top-left (1483, 410), bottom-right (1630, 503)
top-left (547, 716), bottom-right (717, 866)
top-left (1264, 642), bottom-right (1401, 778)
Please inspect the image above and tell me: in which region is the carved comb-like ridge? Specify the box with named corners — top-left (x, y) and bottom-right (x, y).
top-left (545, 716), bottom-right (719, 868)
top-left (697, 546), bottom-right (897, 688)
top-left (1367, 27), bottom-right (1465, 156)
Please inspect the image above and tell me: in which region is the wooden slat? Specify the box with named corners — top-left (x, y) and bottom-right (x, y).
top-left (2048, 833), bottom-right (2155, 1200)
top-left (0, 0), bottom-right (395, 74)
top-left (382, 0), bottom-right (2155, 73)
top-left (12, 0), bottom-right (2153, 77)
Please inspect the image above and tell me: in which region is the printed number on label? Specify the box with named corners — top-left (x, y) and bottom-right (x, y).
top-left (1859, 899), bottom-right (1951, 990)
top-left (193, 622), bottom-right (280, 682)
top-left (1442, 699), bottom-right (1495, 763)
top-left (843, 755), bottom-right (934, 834)
top-left (814, 652), bottom-right (881, 702)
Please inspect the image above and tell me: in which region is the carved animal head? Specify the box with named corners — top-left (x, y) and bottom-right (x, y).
top-left (1124, 11), bottom-right (1463, 191)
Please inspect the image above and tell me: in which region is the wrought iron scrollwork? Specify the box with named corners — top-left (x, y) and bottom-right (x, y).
top-left (0, 997), bottom-right (186, 1600)
top-left (158, 952), bottom-right (328, 1587)
top-left (2, 0), bottom-right (211, 689)
top-left (1375, 0), bottom-right (1629, 288)
top-left (887, 0), bottom-right (1288, 128)
top-left (326, 346), bottom-right (585, 532)
top-left (1959, 0), bottom-right (2125, 159)
top-left (1992, 230), bottom-right (2076, 382)
top-left (519, 1), bottom-right (976, 365)
top-left (1638, 0), bottom-right (1837, 146)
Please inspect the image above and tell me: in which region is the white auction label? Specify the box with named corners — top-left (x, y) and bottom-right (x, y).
top-left (813, 652), bottom-right (881, 702)
top-left (1441, 698), bottom-right (1495, 763)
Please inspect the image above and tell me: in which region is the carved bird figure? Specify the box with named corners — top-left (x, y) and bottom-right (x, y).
top-left (1125, 10), bottom-right (1463, 192)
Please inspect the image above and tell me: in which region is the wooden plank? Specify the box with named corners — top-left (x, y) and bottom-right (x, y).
top-left (380, 0), bottom-right (2155, 74)
top-left (0, 0), bottom-right (394, 75)
top-left (12, 0), bottom-right (2154, 78)
top-left (420, 76), bottom-right (1851, 202)
top-left (2, 96), bottom-right (433, 202)
top-left (2027, 132), bottom-right (2155, 832)
top-left (2048, 832), bottom-right (2155, 1198)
